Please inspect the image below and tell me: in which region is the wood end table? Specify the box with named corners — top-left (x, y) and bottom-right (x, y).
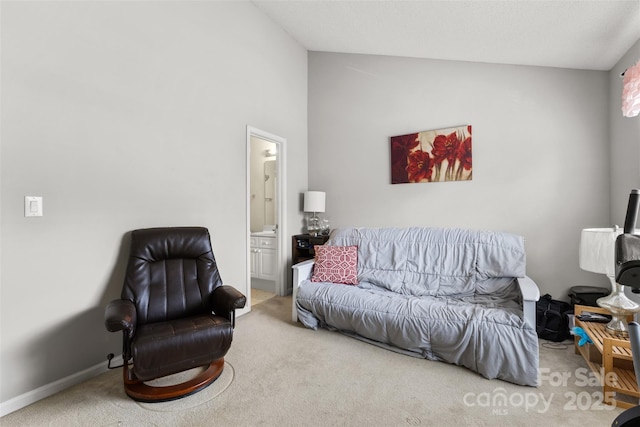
top-left (574, 304), bottom-right (639, 408)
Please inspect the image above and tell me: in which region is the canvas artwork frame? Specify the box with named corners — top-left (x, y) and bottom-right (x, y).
top-left (390, 125), bottom-right (472, 184)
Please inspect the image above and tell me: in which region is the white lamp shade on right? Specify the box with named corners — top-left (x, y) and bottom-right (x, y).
top-left (579, 228), bottom-right (622, 276)
top-left (304, 191), bottom-right (326, 213)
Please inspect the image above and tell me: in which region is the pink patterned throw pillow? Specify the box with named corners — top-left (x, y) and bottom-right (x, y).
top-left (311, 245), bottom-right (359, 285)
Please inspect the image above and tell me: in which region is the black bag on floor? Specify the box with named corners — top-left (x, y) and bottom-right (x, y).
top-left (536, 294), bottom-right (573, 342)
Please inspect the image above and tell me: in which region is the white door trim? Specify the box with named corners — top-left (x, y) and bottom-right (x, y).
top-left (242, 126), bottom-right (287, 315)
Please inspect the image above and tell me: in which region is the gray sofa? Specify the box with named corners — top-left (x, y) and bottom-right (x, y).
top-left (292, 227), bottom-right (540, 386)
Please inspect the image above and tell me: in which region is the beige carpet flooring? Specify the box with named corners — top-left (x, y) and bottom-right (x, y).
top-left (1, 296), bottom-right (627, 426)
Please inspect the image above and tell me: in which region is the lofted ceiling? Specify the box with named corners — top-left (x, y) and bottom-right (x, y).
top-left (252, 0), bottom-right (640, 71)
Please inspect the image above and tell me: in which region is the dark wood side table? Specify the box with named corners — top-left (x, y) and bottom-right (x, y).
top-left (292, 234), bottom-right (329, 266)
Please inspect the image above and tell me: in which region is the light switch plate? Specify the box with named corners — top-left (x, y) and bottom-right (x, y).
top-left (25, 196), bottom-right (43, 217)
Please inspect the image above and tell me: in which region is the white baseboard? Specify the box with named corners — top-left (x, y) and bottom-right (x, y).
top-left (0, 355), bottom-right (123, 417)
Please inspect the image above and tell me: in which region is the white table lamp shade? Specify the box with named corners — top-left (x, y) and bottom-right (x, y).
top-left (579, 228), bottom-right (622, 276)
top-left (579, 227), bottom-right (640, 337)
top-left (304, 191), bottom-right (325, 213)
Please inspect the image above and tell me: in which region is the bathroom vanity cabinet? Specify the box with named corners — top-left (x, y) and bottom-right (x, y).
top-left (250, 234), bottom-right (277, 281)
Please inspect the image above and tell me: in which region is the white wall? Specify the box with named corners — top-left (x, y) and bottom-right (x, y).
top-left (308, 52), bottom-right (610, 297)
top-left (610, 39), bottom-right (640, 226)
top-left (609, 39), bottom-right (640, 303)
top-left (0, 1), bottom-right (307, 404)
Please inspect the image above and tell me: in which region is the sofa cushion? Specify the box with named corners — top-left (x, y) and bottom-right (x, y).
top-left (311, 245), bottom-right (359, 285)
top-left (326, 227), bottom-right (525, 297)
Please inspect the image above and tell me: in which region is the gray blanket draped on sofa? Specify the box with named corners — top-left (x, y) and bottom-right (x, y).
top-left (295, 227), bottom-right (540, 386)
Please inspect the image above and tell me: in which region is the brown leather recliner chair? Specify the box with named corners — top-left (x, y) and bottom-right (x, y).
top-left (104, 227), bottom-right (246, 402)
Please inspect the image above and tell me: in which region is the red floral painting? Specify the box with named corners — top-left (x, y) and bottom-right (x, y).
top-left (391, 125), bottom-right (472, 184)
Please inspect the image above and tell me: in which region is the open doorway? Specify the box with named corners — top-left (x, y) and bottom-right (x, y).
top-left (246, 126), bottom-right (287, 311)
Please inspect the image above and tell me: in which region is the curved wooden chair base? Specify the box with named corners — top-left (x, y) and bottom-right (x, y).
top-left (123, 358), bottom-right (224, 402)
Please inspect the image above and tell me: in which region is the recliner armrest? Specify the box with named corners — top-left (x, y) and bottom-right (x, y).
top-left (212, 285), bottom-right (246, 321)
top-left (104, 299), bottom-right (137, 337)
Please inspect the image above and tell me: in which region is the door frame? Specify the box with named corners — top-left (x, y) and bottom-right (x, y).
top-left (245, 126), bottom-right (287, 311)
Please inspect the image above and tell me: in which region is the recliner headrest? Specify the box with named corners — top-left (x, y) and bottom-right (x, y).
top-left (130, 227), bottom-right (213, 262)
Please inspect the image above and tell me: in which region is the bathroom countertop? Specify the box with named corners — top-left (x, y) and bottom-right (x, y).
top-left (251, 231), bottom-right (276, 237)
